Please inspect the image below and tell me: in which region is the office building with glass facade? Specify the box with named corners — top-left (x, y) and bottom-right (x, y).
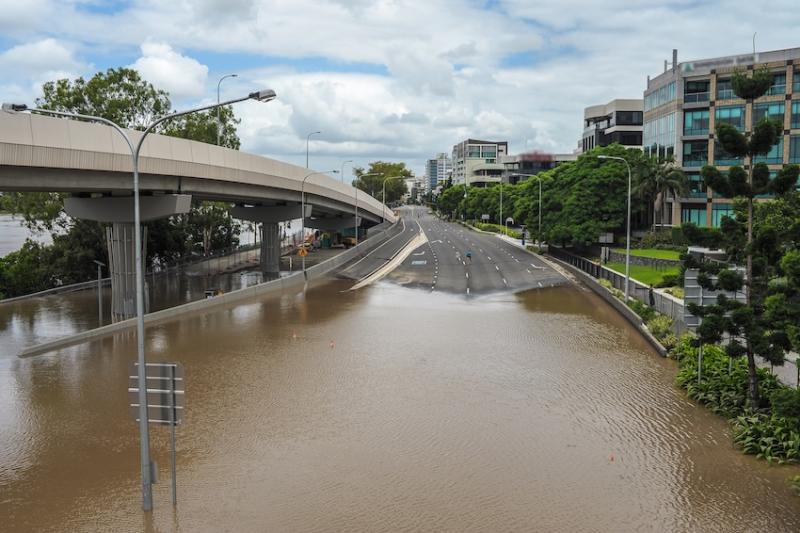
top-left (644, 47), bottom-right (800, 228)
top-left (426, 153), bottom-right (452, 193)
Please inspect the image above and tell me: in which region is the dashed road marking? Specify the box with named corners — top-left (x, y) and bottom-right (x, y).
top-left (502, 278), bottom-right (508, 285)
top-left (538, 282), bottom-right (543, 287)
top-left (495, 265), bottom-right (499, 271)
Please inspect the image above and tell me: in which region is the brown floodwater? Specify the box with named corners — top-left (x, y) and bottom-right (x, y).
top-left (1, 279), bottom-right (799, 532)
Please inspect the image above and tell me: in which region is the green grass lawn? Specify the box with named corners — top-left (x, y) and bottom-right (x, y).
top-left (612, 248), bottom-right (682, 260)
top-left (605, 261), bottom-right (680, 286)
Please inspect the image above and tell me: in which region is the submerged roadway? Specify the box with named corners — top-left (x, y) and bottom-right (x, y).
top-left (386, 206), bottom-right (565, 295)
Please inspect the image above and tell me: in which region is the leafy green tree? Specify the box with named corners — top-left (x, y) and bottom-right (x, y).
top-left (436, 185), bottom-right (465, 218)
top-left (37, 67), bottom-right (171, 131)
top-left (353, 161), bottom-right (411, 203)
top-left (0, 241), bottom-right (57, 297)
top-left (683, 66), bottom-right (800, 406)
top-left (162, 106), bottom-right (241, 149)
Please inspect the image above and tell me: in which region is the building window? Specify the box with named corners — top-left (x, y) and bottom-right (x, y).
top-left (644, 81), bottom-right (676, 111)
top-left (684, 109), bottom-right (709, 136)
top-left (712, 204), bottom-right (734, 227)
top-left (790, 135), bottom-right (800, 163)
top-left (792, 101), bottom-right (800, 129)
top-left (684, 80), bottom-right (710, 103)
top-left (614, 110), bottom-right (643, 125)
top-left (753, 102), bottom-right (785, 125)
top-left (753, 137), bottom-right (783, 165)
top-left (683, 140), bottom-right (708, 167)
top-left (714, 140), bottom-right (743, 166)
top-left (794, 70), bottom-right (800, 93)
top-left (687, 173), bottom-right (707, 198)
top-left (715, 106), bottom-right (745, 131)
top-left (767, 72), bottom-right (787, 96)
top-left (643, 112), bottom-right (675, 159)
top-left (717, 78), bottom-right (734, 100)
top-left (682, 207), bottom-right (707, 226)
top-left (467, 145), bottom-right (481, 158)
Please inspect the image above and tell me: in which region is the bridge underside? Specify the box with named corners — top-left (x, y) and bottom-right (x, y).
top-left (0, 166), bottom-right (384, 225)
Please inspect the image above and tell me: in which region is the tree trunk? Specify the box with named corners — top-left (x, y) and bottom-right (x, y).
top-left (745, 165), bottom-right (759, 407)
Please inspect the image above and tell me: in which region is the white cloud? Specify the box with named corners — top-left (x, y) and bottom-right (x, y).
top-left (4, 1), bottom-right (800, 175)
top-left (130, 42), bottom-right (208, 99)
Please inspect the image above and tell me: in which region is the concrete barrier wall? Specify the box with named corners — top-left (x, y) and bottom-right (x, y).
top-left (18, 222), bottom-right (401, 358)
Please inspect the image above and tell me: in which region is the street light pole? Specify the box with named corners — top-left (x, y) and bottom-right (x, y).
top-left (598, 155), bottom-right (632, 300)
top-left (93, 260), bottom-right (105, 326)
top-left (301, 169), bottom-right (339, 272)
top-left (306, 131), bottom-right (321, 168)
top-left (381, 175), bottom-right (403, 222)
top-left (4, 88), bottom-right (277, 513)
top-left (538, 175), bottom-right (542, 245)
top-left (499, 179), bottom-right (503, 227)
top-left (216, 73), bottom-right (238, 146)
top-left (340, 160), bottom-right (353, 184)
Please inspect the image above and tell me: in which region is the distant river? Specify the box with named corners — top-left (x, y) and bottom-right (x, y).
top-left (0, 214), bottom-right (51, 257)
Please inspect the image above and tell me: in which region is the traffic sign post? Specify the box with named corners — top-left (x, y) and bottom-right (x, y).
top-left (129, 362), bottom-right (184, 506)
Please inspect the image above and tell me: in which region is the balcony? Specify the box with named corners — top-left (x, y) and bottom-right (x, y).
top-left (717, 89), bottom-right (735, 100)
top-left (683, 157), bottom-right (707, 167)
top-left (683, 128), bottom-right (709, 137)
top-left (767, 84), bottom-right (786, 96)
top-left (714, 158), bottom-right (743, 166)
top-left (684, 92), bottom-right (709, 104)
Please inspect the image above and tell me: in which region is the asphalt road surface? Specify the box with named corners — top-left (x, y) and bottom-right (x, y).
top-left (387, 207), bottom-right (565, 296)
top-left (337, 211), bottom-right (421, 281)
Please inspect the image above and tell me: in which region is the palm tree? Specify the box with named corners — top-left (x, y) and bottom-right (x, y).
top-left (634, 157), bottom-right (688, 230)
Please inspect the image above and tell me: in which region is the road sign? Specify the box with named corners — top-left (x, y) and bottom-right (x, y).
top-left (298, 247), bottom-right (308, 257)
top-left (128, 362), bottom-right (184, 426)
top-left (129, 361), bottom-right (183, 506)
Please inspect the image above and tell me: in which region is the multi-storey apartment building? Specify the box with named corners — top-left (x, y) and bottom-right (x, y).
top-left (426, 153), bottom-right (452, 192)
top-left (644, 47), bottom-right (800, 228)
top-left (580, 99), bottom-right (643, 153)
top-left (451, 139), bottom-right (508, 186)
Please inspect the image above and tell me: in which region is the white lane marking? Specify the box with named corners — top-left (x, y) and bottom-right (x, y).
top-left (465, 272), bottom-right (469, 279)
top-left (502, 278), bottom-right (508, 285)
top-left (538, 282), bottom-right (543, 287)
top-left (466, 287), bottom-right (470, 295)
top-left (487, 256), bottom-right (491, 261)
top-left (495, 265), bottom-right (499, 271)
top-left (527, 269), bottom-right (531, 274)
top-left (514, 258), bottom-right (520, 262)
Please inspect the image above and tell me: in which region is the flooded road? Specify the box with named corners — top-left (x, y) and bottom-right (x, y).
top-left (2, 278), bottom-right (800, 532)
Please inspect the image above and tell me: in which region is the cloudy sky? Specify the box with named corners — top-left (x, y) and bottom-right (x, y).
top-left (1, 0), bottom-right (799, 176)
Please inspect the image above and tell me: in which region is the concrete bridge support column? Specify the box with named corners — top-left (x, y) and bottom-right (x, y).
top-left (230, 204), bottom-right (312, 279)
top-left (260, 222), bottom-right (280, 278)
top-left (106, 223), bottom-right (150, 322)
top-left (64, 194), bottom-right (192, 322)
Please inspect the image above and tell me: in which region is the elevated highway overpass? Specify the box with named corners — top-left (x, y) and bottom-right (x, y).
top-left (0, 110), bottom-right (396, 319)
